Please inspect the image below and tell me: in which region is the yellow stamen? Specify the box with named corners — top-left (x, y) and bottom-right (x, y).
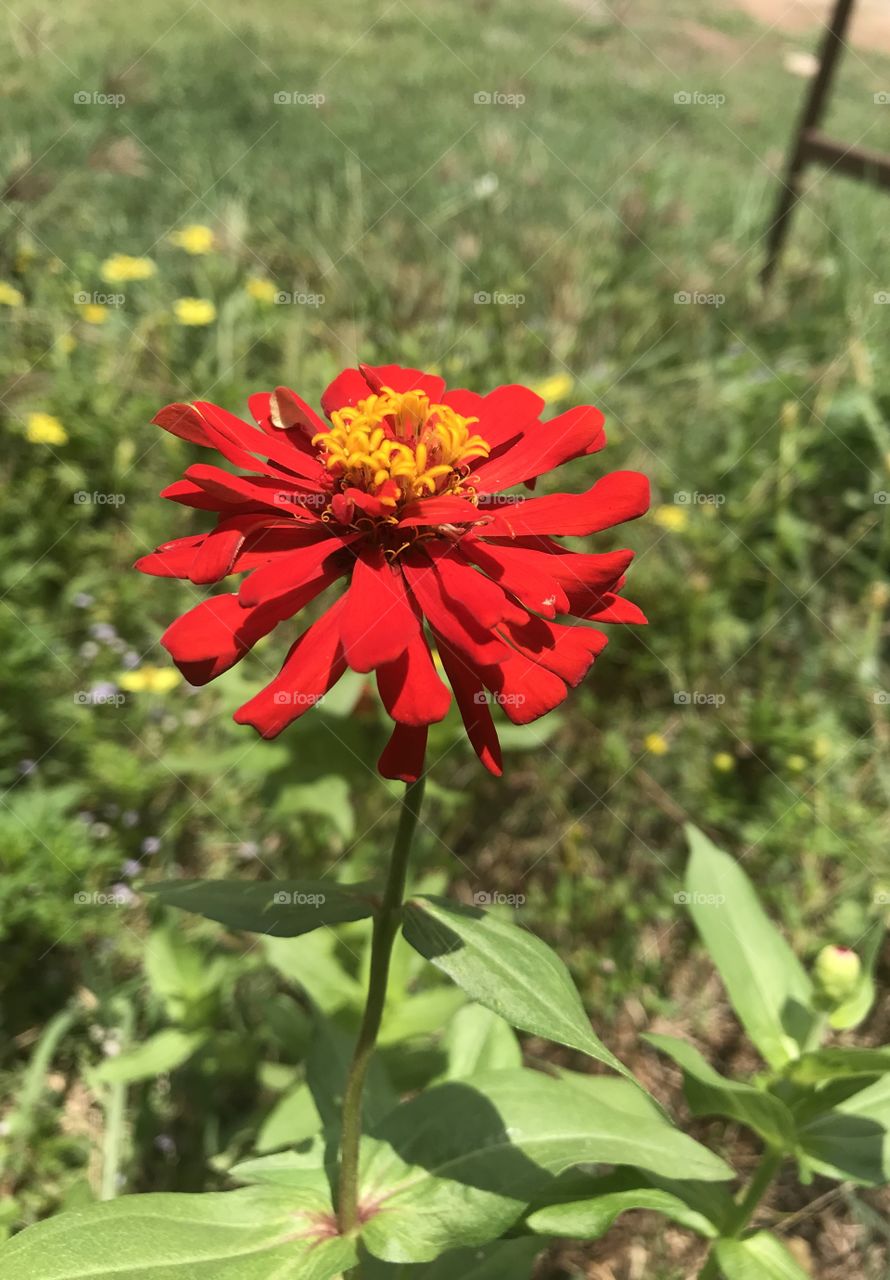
top-left (313, 386), bottom-right (490, 507)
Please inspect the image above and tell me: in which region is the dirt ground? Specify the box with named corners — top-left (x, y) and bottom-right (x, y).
top-left (731, 0), bottom-right (890, 54)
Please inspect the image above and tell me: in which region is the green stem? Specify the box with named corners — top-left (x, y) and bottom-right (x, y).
top-left (336, 776), bottom-right (426, 1240)
top-left (699, 1149), bottom-right (783, 1278)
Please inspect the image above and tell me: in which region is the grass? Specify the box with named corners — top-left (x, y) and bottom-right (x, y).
top-left (2, 0), bottom-right (890, 1271)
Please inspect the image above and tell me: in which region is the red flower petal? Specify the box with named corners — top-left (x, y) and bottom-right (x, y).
top-left (233, 596), bottom-right (348, 738)
top-left (377, 630), bottom-right (451, 725)
top-left (435, 635), bottom-right (502, 776)
top-left (459, 539), bottom-right (569, 619)
top-left (404, 553), bottom-right (509, 667)
top-left (238, 532), bottom-right (354, 608)
top-left (473, 404), bottom-right (605, 493)
top-left (320, 368), bottom-right (374, 418)
top-left (503, 614), bottom-right (609, 686)
top-left (341, 550), bottom-right (419, 673)
top-left (481, 649), bottom-right (567, 725)
top-left (359, 363), bottom-right (446, 401)
top-left (480, 471), bottom-right (650, 537)
top-left (378, 722), bottom-right (428, 783)
top-left (135, 535), bottom-right (205, 578)
top-left (578, 592), bottom-right (648, 625)
top-left (397, 495), bottom-right (484, 529)
top-left (473, 384), bottom-right (545, 451)
top-left (162, 592), bottom-right (293, 684)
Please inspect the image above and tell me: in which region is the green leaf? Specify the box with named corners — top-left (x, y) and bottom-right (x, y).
top-left (264, 931), bottom-right (364, 1013)
top-left (363, 1238), bottom-right (542, 1278)
top-left (684, 826), bottom-right (816, 1068)
top-left (401, 896), bottom-right (628, 1077)
top-left (0, 1185), bottom-right (355, 1279)
top-left (786, 1046), bottom-right (890, 1085)
top-left (441, 1004), bottom-right (522, 1080)
top-left (645, 1033), bottom-right (795, 1149)
top-left (828, 970), bottom-right (875, 1030)
top-left (799, 1073), bottom-right (890, 1184)
top-left (358, 1069), bottom-right (732, 1262)
top-left (305, 1017), bottom-right (397, 1132)
top-left (255, 1082), bottom-right (321, 1153)
top-left (272, 775), bottom-right (354, 841)
top-left (93, 1029), bottom-right (206, 1084)
top-left (146, 878), bottom-right (378, 937)
top-left (379, 987), bottom-right (466, 1045)
top-left (526, 1185), bottom-right (718, 1240)
top-left (714, 1231), bottom-right (811, 1279)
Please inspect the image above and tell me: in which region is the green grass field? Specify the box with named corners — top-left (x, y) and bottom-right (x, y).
top-left (2, 0), bottom-right (890, 1272)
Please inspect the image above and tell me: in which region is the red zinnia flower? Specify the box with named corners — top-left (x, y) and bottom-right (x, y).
top-left (136, 363), bottom-right (649, 782)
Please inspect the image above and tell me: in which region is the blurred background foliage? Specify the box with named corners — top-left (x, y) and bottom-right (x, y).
top-left (2, 0), bottom-right (890, 1272)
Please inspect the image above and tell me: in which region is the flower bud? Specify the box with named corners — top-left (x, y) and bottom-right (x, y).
top-left (812, 946), bottom-right (862, 1008)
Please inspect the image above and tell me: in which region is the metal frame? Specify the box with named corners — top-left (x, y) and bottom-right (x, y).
top-left (761, 0), bottom-right (890, 283)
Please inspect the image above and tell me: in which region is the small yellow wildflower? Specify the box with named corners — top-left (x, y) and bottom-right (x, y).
top-left (786, 753), bottom-right (808, 773)
top-left (245, 276), bottom-right (278, 304)
top-left (644, 732), bottom-right (669, 756)
top-left (533, 372), bottom-right (574, 403)
top-left (118, 667), bottom-right (181, 694)
top-left (79, 304), bottom-right (108, 325)
top-left (100, 254), bottom-right (156, 284)
top-left (712, 752), bottom-right (735, 773)
top-left (811, 734), bottom-right (831, 761)
top-left (26, 413), bottom-right (68, 446)
top-left (0, 281), bottom-right (24, 307)
top-left (653, 504), bottom-right (688, 532)
top-left (173, 297), bottom-right (216, 326)
top-left (57, 334), bottom-right (77, 354)
top-left (169, 224), bottom-right (215, 255)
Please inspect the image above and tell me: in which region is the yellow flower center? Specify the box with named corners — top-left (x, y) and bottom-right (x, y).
top-left (313, 387), bottom-right (490, 509)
